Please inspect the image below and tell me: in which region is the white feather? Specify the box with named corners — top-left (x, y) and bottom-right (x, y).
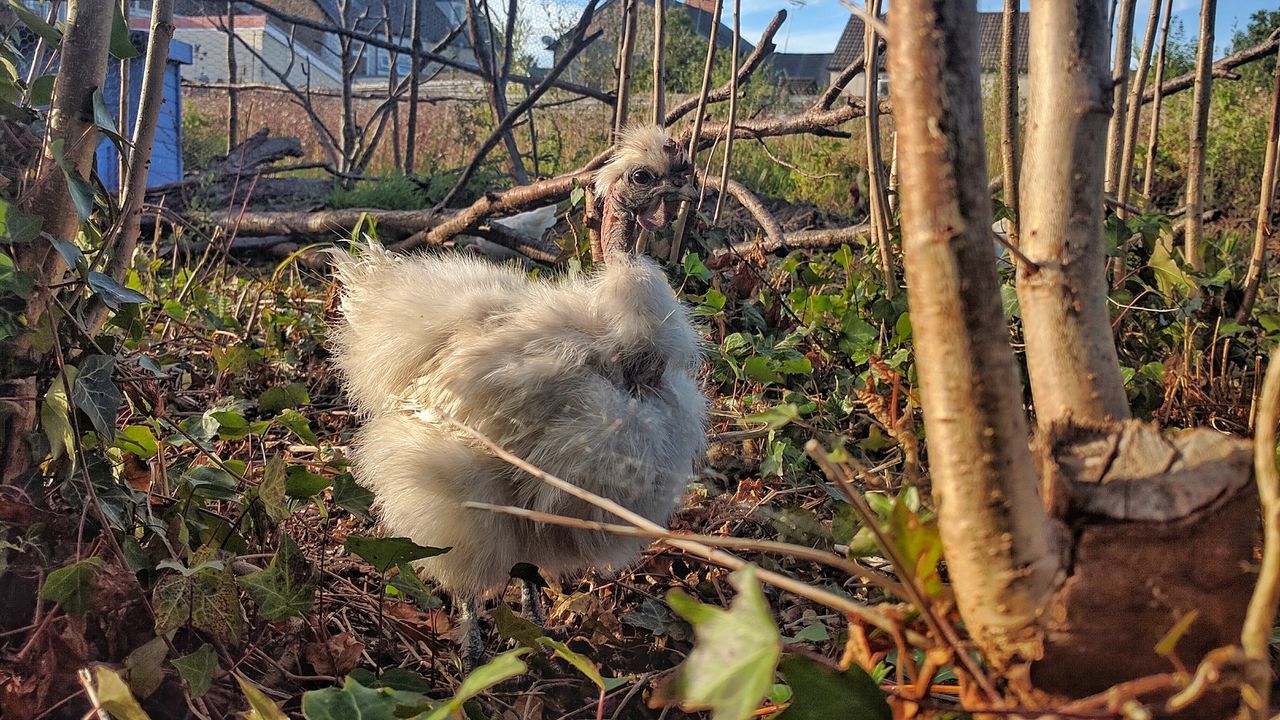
top-left (327, 242), bottom-right (708, 598)
top-left (492, 205), bottom-right (557, 240)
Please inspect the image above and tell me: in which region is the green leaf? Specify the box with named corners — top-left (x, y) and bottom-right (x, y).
top-left (41, 364), bottom-right (77, 463)
top-left (666, 566), bottom-right (781, 720)
top-left (239, 535), bottom-right (316, 620)
top-left (0, 197), bottom-right (41, 243)
top-left (344, 535), bottom-right (450, 574)
top-left (743, 356), bottom-right (781, 384)
top-left (91, 88), bottom-right (129, 150)
top-left (92, 666), bottom-right (151, 720)
top-left (276, 409), bottom-right (318, 445)
top-left (88, 271), bottom-right (149, 309)
top-left (39, 557), bottom-right (104, 617)
top-left (153, 562), bottom-right (244, 644)
top-left (781, 624), bottom-right (829, 644)
top-left (0, 253), bottom-right (34, 298)
top-left (887, 497), bottom-right (944, 598)
top-left (421, 649), bottom-right (532, 720)
top-left (116, 424), bottom-right (158, 458)
top-left (258, 454), bottom-right (289, 522)
top-left (258, 383), bottom-right (311, 413)
top-left (171, 643), bottom-right (219, 698)
top-left (301, 675), bottom-right (428, 720)
top-left (236, 675), bottom-right (289, 720)
top-left (9, 1), bottom-right (62, 45)
top-left (72, 354), bottom-right (121, 441)
top-left (332, 473), bottom-right (374, 519)
top-left (123, 636), bottom-right (168, 699)
top-left (774, 655), bottom-right (890, 720)
top-left (28, 74), bottom-right (55, 106)
top-left (50, 139), bottom-right (96, 221)
top-left (286, 465), bottom-right (330, 499)
top-left (109, 3), bottom-right (141, 59)
top-left (537, 636), bottom-right (607, 689)
top-left (388, 563), bottom-right (442, 611)
top-left (739, 403), bottom-right (799, 430)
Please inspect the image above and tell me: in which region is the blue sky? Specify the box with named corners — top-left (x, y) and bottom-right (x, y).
top-left (758, 1), bottom-right (1277, 58)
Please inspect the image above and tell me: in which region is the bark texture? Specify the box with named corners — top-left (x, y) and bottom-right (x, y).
top-left (1103, 0), bottom-right (1136, 194)
top-left (887, 0), bottom-right (1060, 668)
top-left (999, 0), bottom-right (1020, 247)
top-left (1115, 0), bottom-right (1161, 215)
top-left (1141, 0), bottom-right (1175, 204)
top-left (1016, 0), bottom-right (1131, 426)
top-left (1236, 48), bottom-right (1280, 323)
top-left (1182, 0), bottom-right (1217, 271)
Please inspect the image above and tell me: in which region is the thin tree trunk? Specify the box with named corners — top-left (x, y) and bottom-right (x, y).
top-left (1183, 0), bottom-right (1216, 271)
top-left (613, 0), bottom-right (637, 136)
top-left (864, 0), bottom-right (894, 297)
top-left (712, 0), bottom-right (740, 224)
top-left (1016, 0), bottom-right (1131, 425)
top-left (888, 0), bottom-right (1058, 667)
top-left (381, 1), bottom-right (402, 173)
top-left (1241, 344), bottom-right (1280, 720)
top-left (1115, 0), bottom-right (1161, 217)
top-left (651, 0), bottom-right (665, 124)
top-left (1237, 49), bottom-right (1280, 323)
top-left (405, 0), bottom-right (422, 175)
top-left (667, 0), bottom-right (722, 262)
top-left (117, 0), bottom-right (130, 203)
top-left (886, 132), bottom-right (898, 215)
top-left (1103, 0), bottom-right (1136, 194)
top-left (999, 0), bottom-right (1020, 248)
top-left (1140, 0), bottom-right (1173, 204)
top-left (4, 0), bottom-right (115, 482)
top-left (85, 0), bottom-right (174, 335)
top-left (226, 0), bottom-right (239, 150)
top-left (465, 0), bottom-right (527, 184)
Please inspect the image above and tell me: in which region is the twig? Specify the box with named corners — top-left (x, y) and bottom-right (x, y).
top-left (445, 417), bottom-right (899, 632)
top-left (700, 172), bottom-right (785, 250)
top-left (712, 0), bottom-right (742, 224)
top-left (1240, 343), bottom-right (1280, 719)
top-left (669, 0), bottom-right (725, 262)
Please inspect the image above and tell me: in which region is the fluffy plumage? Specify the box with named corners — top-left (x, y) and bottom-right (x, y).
top-left (327, 125), bottom-right (707, 602)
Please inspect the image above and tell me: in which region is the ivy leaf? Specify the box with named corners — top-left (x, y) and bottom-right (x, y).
top-left (91, 89), bottom-right (129, 152)
top-left (388, 563), bottom-right (442, 611)
top-left (28, 74), bottom-right (55, 106)
top-left (123, 636), bottom-right (168, 699)
top-left (257, 454), bottom-right (289, 522)
top-left (41, 364), bottom-right (78, 463)
top-left (887, 498), bottom-right (944, 598)
top-left (116, 424), bottom-right (158, 459)
top-left (420, 649), bottom-right (532, 720)
top-left (0, 198), bottom-right (41, 243)
top-left (665, 566), bottom-right (781, 720)
top-left (0, 253), bottom-right (34, 298)
top-left (91, 666), bottom-right (151, 720)
top-left (236, 675), bottom-right (289, 720)
top-left (88, 271), bottom-right (149, 309)
top-left (153, 562), bottom-right (244, 644)
top-left (739, 403), bottom-right (799, 430)
top-left (344, 535), bottom-right (450, 574)
top-left (171, 643), bottom-right (219, 698)
top-left (331, 473), bottom-right (373, 519)
top-left (72, 354), bottom-right (122, 441)
top-left (39, 557), bottom-right (104, 618)
top-left (285, 465), bottom-right (330, 500)
top-left (109, 2), bottom-right (140, 59)
top-left (239, 535), bottom-right (316, 621)
top-left (743, 356), bottom-right (781, 384)
top-left (258, 383), bottom-right (311, 414)
top-left (301, 675), bottom-right (429, 720)
top-left (276, 409), bottom-right (318, 445)
top-left (774, 656), bottom-right (890, 720)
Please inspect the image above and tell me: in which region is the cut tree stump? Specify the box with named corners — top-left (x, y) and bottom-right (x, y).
top-left (1025, 419), bottom-right (1258, 715)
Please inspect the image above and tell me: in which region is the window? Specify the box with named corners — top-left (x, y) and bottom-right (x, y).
top-left (374, 48), bottom-right (390, 74)
top-left (396, 54), bottom-right (410, 75)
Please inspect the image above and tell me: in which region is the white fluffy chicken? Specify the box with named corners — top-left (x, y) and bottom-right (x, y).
top-left (327, 125), bottom-right (707, 663)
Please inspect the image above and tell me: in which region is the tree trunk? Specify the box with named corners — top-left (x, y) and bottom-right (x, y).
top-left (1016, 0), bottom-right (1130, 426)
top-left (1183, 0), bottom-right (1217, 271)
top-left (613, 0), bottom-right (637, 136)
top-left (864, 0), bottom-right (895, 298)
top-left (651, 0), bottom-right (665, 124)
top-left (1103, 0), bottom-right (1136, 194)
top-left (999, 0), bottom-right (1020, 248)
top-left (465, 0), bottom-right (527, 185)
top-left (711, 0), bottom-right (740, 224)
top-left (1237, 48), bottom-right (1280, 323)
top-left (888, 0), bottom-right (1059, 669)
top-left (1115, 0), bottom-right (1162, 217)
top-left (85, 0), bottom-right (175, 335)
top-left (3, 0), bottom-right (115, 482)
top-left (226, 0), bottom-right (239, 150)
top-left (405, 0), bottom-right (422, 175)
top-left (1141, 0), bottom-right (1174, 204)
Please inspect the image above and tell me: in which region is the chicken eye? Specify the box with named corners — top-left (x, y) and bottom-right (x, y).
top-left (631, 169), bottom-right (655, 185)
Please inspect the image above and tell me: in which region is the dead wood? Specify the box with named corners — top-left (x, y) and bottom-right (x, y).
top-left (1142, 29), bottom-right (1280, 104)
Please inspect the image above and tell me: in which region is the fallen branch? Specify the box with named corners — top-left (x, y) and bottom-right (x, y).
top-left (1142, 30), bottom-right (1280, 104)
top-left (713, 223), bottom-right (871, 256)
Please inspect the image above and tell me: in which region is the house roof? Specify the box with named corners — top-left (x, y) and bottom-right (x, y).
top-left (769, 52), bottom-right (830, 81)
top-left (827, 11), bottom-right (1029, 73)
